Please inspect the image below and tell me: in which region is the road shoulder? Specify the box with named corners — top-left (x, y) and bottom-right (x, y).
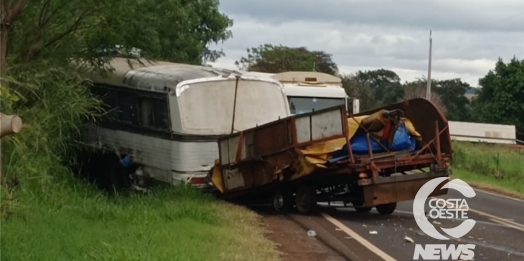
top-left (261, 211), bottom-right (348, 261)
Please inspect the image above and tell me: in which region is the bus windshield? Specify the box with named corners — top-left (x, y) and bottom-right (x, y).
top-left (288, 96), bottom-right (346, 114)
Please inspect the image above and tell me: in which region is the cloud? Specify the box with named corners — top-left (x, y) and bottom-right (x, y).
top-left (208, 1), bottom-right (524, 87)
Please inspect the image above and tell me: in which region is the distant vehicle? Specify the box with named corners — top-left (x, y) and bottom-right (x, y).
top-left (78, 57), bottom-right (291, 191)
top-left (243, 71), bottom-right (360, 115)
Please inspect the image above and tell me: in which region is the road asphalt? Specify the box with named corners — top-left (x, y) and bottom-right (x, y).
top-left (288, 187), bottom-right (524, 261)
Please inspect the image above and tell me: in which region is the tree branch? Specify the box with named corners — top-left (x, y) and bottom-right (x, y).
top-left (38, 0), bottom-right (51, 27)
top-left (43, 9), bottom-right (92, 49)
top-left (5, 0), bottom-right (27, 24)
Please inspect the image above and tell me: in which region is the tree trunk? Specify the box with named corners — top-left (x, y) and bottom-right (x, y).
top-left (0, 25), bottom-right (8, 75)
top-left (0, 0), bottom-right (29, 75)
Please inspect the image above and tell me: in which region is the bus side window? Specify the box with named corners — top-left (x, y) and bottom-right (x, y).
top-left (152, 98), bottom-right (169, 130)
top-left (137, 96), bottom-right (169, 130)
top-left (105, 89), bottom-right (120, 121)
top-left (119, 92), bottom-right (138, 125)
top-left (91, 85), bottom-right (120, 122)
top-left (139, 97), bottom-right (154, 127)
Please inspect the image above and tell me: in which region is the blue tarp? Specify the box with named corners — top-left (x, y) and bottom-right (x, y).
top-left (327, 122), bottom-right (420, 165)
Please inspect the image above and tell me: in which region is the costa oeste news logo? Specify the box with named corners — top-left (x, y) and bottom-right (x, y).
top-left (412, 177), bottom-right (476, 260)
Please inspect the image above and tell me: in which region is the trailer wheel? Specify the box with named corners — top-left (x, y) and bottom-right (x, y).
top-left (295, 186), bottom-right (317, 214)
top-left (376, 203), bottom-right (397, 215)
top-left (272, 190), bottom-right (293, 213)
top-left (355, 207), bottom-right (372, 213)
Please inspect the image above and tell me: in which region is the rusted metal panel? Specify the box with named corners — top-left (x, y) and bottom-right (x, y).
top-left (254, 120), bottom-right (290, 156)
top-left (361, 171), bottom-right (450, 207)
top-left (218, 105), bottom-right (348, 193)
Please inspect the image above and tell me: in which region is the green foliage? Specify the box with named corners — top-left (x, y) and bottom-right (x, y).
top-left (451, 141), bottom-right (524, 195)
top-left (473, 57), bottom-right (524, 139)
top-left (8, 0), bottom-right (233, 67)
top-left (235, 44), bottom-right (338, 75)
top-left (433, 79), bottom-right (472, 121)
top-left (0, 65), bottom-right (102, 197)
top-left (402, 78), bottom-right (447, 115)
top-left (341, 74), bottom-right (380, 111)
top-left (354, 69), bottom-right (404, 105)
top-left (341, 69), bottom-right (404, 111)
top-left (341, 69), bottom-right (474, 121)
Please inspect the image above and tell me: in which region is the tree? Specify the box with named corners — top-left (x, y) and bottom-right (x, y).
top-left (473, 57), bottom-right (524, 139)
top-left (401, 78), bottom-right (447, 115)
top-left (0, 0), bottom-right (28, 74)
top-left (3, 0), bottom-right (233, 73)
top-left (433, 79), bottom-right (472, 121)
top-left (353, 69), bottom-right (404, 106)
top-left (235, 44), bottom-right (338, 75)
top-left (341, 74), bottom-right (379, 111)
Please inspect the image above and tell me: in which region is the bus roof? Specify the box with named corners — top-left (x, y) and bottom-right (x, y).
top-left (81, 57), bottom-right (275, 93)
top-left (272, 71), bottom-right (342, 86)
top-left (242, 71), bottom-right (342, 86)
top-left (284, 86), bottom-right (347, 98)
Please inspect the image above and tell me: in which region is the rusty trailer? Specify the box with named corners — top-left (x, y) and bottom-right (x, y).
top-left (207, 98), bottom-right (453, 214)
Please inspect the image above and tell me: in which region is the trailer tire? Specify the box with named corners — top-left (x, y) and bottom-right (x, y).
top-left (295, 186), bottom-right (317, 214)
top-left (272, 190), bottom-right (293, 213)
top-left (376, 203), bottom-right (397, 215)
top-left (355, 207), bottom-right (372, 213)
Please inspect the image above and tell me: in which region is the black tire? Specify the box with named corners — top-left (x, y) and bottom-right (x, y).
top-left (355, 206), bottom-right (372, 213)
top-left (295, 185), bottom-right (317, 214)
top-left (272, 190), bottom-right (294, 213)
top-left (376, 203), bottom-right (397, 215)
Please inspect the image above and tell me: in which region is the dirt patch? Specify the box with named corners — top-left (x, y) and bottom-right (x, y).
top-left (261, 213), bottom-right (347, 261)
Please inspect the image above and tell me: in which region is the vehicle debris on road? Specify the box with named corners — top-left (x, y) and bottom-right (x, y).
top-left (404, 236), bottom-right (415, 243)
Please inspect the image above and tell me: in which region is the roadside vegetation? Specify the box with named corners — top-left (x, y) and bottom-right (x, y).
top-left (0, 68), bottom-right (278, 261)
top-left (1, 1), bottom-right (279, 261)
top-left (451, 141), bottom-right (524, 198)
top-left (1, 183), bottom-right (279, 261)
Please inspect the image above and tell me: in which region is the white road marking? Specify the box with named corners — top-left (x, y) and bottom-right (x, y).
top-left (432, 197), bottom-right (524, 233)
top-left (450, 183), bottom-right (524, 203)
top-left (320, 212), bottom-right (398, 261)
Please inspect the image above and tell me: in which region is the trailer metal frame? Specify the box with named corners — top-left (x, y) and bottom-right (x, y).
top-left (211, 98), bottom-right (453, 215)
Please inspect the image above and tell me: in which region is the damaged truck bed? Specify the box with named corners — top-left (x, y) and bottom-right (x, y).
top-left (207, 98), bottom-right (453, 214)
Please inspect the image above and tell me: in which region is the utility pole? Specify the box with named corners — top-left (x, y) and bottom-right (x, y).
top-left (426, 30), bottom-right (433, 100)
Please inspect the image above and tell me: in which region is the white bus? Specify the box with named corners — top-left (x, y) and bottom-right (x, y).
top-left (79, 58), bottom-right (290, 190)
top-left (244, 71), bottom-right (359, 115)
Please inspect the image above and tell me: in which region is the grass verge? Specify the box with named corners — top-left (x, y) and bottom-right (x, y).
top-left (1, 182), bottom-right (280, 261)
top-left (451, 141), bottom-right (524, 199)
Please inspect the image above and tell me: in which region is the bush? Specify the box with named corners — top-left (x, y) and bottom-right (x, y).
top-left (0, 64), bottom-right (102, 216)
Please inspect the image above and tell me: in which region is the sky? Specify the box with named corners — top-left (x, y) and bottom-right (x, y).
top-left (207, 0), bottom-right (524, 87)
